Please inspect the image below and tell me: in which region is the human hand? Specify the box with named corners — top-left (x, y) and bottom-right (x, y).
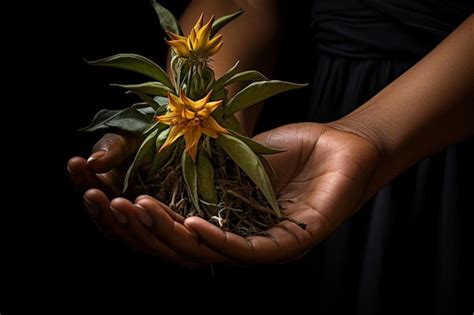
top-left (69, 123), bottom-right (382, 266)
top-left (183, 122), bottom-right (382, 263)
top-left (67, 132), bottom-right (225, 268)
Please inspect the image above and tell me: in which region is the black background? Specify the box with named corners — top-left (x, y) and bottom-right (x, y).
top-left (3, 0), bottom-right (314, 309)
top-left (3, 1), bottom-right (472, 313)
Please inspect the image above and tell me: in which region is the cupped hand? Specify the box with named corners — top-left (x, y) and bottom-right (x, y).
top-left (68, 123), bottom-right (382, 266)
top-left (67, 132), bottom-right (225, 268)
top-left (185, 123), bottom-right (382, 263)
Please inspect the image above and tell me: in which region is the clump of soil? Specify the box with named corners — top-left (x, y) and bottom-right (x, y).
top-left (134, 142), bottom-right (306, 237)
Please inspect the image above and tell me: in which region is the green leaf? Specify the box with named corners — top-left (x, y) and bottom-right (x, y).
top-left (210, 60), bottom-right (240, 93)
top-left (228, 130), bottom-right (286, 155)
top-left (128, 91), bottom-right (160, 110)
top-left (181, 152), bottom-right (202, 214)
top-left (154, 105), bottom-right (167, 116)
top-left (86, 53), bottom-right (173, 89)
top-left (143, 121), bottom-right (160, 135)
top-left (211, 9), bottom-right (243, 37)
top-left (146, 129), bottom-right (179, 181)
top-left (222, 70), bottom-right (268, 88)
top-left (150, 0), bottom-right (183, 35)
top-left (217, 134), bottom-right (281, 216)
top-left (197, 151), bottom-right (218, 205)
top-left (136, 106), bottom-right (155, 116)
top-left (154, 96), bottom-right (169, 106)
top-left (171, 55), bottom-right (190, 91)
top-left (123, 129), bottom-right (159, 192)
top-left (80, 107), bottom-right (151, 135)
top-left (225, 80), bottom-right (308, 116)
top-left (79, 109), bottom-right (120, 132)
top-left (111, 82), bottom-right (172, 97)
top-left (223, 114), bottom-right (247, 135)
top-left (155, 126), bottom-right (170, 149)
top-left (211, 88), bottom-right (228, 102)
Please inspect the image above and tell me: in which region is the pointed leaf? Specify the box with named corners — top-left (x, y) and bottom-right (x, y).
top-left (154, 96), bottom-right (169, 106)
top-left (225, 80), bottom-right (307, 116)
top-left (171, 55), bottom-right (190, 90)
top-left (105, 109), bottom-right (152, 135)
top-left (182, 151), bottom-right (202, 214)
top-left (128, 91), bottom-right (160, 110)
top-left (228, 130), bottom-right (286, 155)
top-left (146, 130), bottom-right (179, 181)
top-left (217, 134), bottom-right (281, 216)
top-left (111, 82), bottom-right (172, 97)
top-left (144, 121), bottom-right (160, 135)
top-left (210, 60), bottom-right (240, 93)
top-left (79, 109), bottom-right (120, 132)
top-left (150, 0), bottom-right (183, 35)
top-left (80, 107), bottom-right (151, 134)
top-left (222, 70), bottom-right (268, 88)
top-left (211, 88), bottom-right (228, 102)
top-left (220, 114), bottom-right (247, 136)
top-left (155, 126), bottom-right (170, 149)
top-left (211, 9), bottom-right (243, 37)
top-left (123, 129), bottom-right (159, 192)
top-left (86, 53), bottom-right (173, 89)
top-left (197, 151), bottom-right (218, 205)
top-left (136, 106), bottom-right (155, 115)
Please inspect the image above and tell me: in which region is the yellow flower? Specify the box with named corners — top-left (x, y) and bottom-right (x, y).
top-left (166, 14), bottom-right (223, 60)
top-left (156, 90), bottom-right (228, 161)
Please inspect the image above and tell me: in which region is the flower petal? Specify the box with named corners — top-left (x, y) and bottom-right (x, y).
top-left (208, 34), bottom-right (223, 49)
top-left (207, 41), bottom-right (223, 56)
top-left (167, 40), bottom-right (190, 57)
top-left (196, 108), bottom-right (210, 119)
top-left (160, 125), bottom-right (185, 152)
top-left (166, 31), bottom-right (187, 41)
top-left (202, 116), bottom-right (228, 138)
top-left (156, 112), bottom-right (180, 125)
top-left (182, 107), bottom-right (196, 120)
top-left (168, 92), bottom-right (183, 112)
top-left (194, 16), bottom-right (214, 51)
top-left (193, 13), bottom-right (204, 32)
top-left (184, 125), bottom-right (202, 161)
top-left (204, 99), bottom-right (223, 114)
top-left (191, 90), bottom-right (213, 110)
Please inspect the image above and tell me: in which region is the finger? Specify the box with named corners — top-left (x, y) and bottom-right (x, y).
top-left (185, 216), bottom-right (308, 264)
top-left (109, 198), bottom-right (201, 268)
top-left (68, 157), bottom-right (121, 197)
top-left (137, 198), bottom-right (226, 263)
top-left (135, 195), bottom-right (185, 224)
top-left (88, 133), bottom-right (140, 173)
top-left (83, 188), bottom-right (128, 241)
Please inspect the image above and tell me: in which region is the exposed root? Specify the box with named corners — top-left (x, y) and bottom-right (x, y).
top-left (133, 142), bottom-right (306, 237)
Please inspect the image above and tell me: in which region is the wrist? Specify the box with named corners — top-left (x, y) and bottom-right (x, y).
top-left (325, 118), bottom-right (393, 200)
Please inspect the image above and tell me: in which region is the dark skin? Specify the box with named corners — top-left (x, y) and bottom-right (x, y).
top-left (68, 123), bottom-right (380, 267)
top-left (68, 15), bottom-right (473, 267)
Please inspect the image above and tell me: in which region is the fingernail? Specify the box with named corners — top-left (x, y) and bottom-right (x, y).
top-left (84, 197), bottom-right (100, 219)
top-left (134, 204), bottom-right (154, 228)
top-left (87, 150), bottom-right (106, 163)
top-left (110, 207), bottom-right (128, 224)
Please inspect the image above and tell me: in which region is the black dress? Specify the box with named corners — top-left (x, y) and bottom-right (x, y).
top-left (303, 1), bottom-right (473, 314)
top-left (219, 1), bottom-right (473, 314)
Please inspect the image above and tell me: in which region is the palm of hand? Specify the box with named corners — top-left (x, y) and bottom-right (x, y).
top-left (68, 123), bottom-right (381, 266)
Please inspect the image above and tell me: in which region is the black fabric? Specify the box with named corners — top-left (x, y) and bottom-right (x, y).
top-left (305, 1), bottom-right (472, 314)
top-left (218, 1), bottom-right (473, 314)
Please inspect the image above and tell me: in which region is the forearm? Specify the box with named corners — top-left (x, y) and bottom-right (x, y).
top-left (331, 15), bottom-right (474, 192)
top-left (180, 0), bottom-right (281, 135)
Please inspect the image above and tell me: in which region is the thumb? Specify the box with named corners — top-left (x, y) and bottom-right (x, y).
top-left (87, 132), bottom-right (140, 173)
